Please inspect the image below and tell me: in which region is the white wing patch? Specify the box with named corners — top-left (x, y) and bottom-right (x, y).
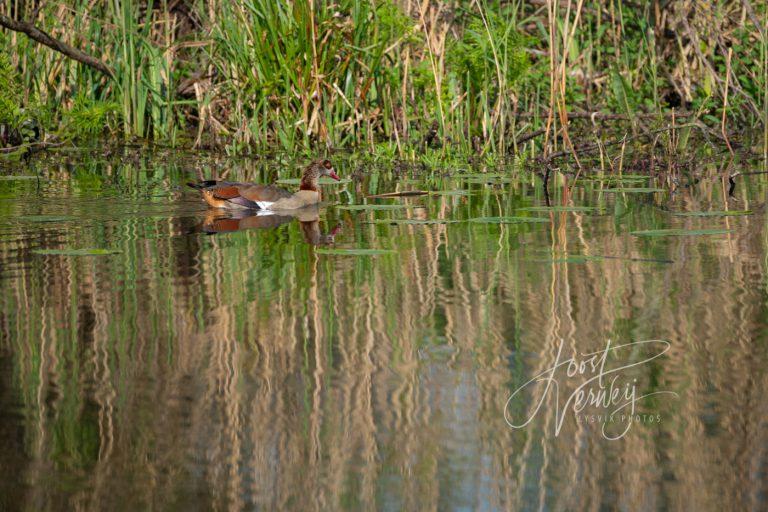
top-left (255, 201), bottom-right (274, 210)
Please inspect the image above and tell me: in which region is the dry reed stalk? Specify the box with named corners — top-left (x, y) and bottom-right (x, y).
top-left (416, 0), bottom-right (446, 133)
top-left (721, 47), bottom-right (734, 155)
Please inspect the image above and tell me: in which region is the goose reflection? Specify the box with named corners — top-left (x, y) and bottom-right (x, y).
top-left (197, 205), bottom-right (340, 245)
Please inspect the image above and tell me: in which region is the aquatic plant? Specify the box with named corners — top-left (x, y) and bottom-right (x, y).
top-left (0, 0), bottom-right (765, 156)
top-left (0, 52), bottom-right (22, 128)
top-left (61, 96), bottom-right (121, 139)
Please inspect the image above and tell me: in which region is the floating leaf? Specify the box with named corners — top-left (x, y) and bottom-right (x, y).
top-left (454, 173), bottom-right (506, 179)
top-left (468, 216), bottom-right (550, 224)
top-left (597, 255), bottom-right (674, 263)
top-left (530, 256), bottom-right (596, 263)
top-left (275, 177), bottom-right (351, 185)
top-left (315, 248), bottom-right (397, 256)
top-left (585, 174), bottom-right (649, 181)
top-left (338, 204), bottom-right (410, 211)
top-left (631, 229), bottom-right (731, 237)
top-left (673, 210), bottom-right (752, 217)
top-left (430, 190), bottom-right (472, 196)
top-left (603, 188), bottom-right (665, 193)
top-left (367, 190), bottom-right (427, 198)
top-left (520, 206), bottom-right (597, 212)
top-left (463, 177), bottom-right (512, 184)
top-left (367, 219), bottom-right (460, 225)
top-left (531, 254), bottom-right (672, 264)
top-left (33, 248), bottom-right (121, 256)
top-left (21, 215), bottom-right (75, 222)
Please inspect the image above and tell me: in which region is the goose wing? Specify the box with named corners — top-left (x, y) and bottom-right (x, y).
top-left (188, 181), bottom-right (292, 209)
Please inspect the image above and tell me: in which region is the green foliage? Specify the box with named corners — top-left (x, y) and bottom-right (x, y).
top-left (448, 11), bottom-right (530, 92)
top-left (610, 67), bottom-right (637, 116)
top-left (375, 0), bottom-right (415, 45)
top-left (411, 59), bottom-right (436, 91)
top-left (0, 53), bottom-right (22, 128)
top-left (0, 0), bottom-right (765, 152)
top-left (61, 96), bottom-right (121, 140)
top-left (210, 0), bottom-right (401, 149)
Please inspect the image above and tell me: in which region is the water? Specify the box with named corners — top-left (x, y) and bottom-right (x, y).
top-left (0, 149), bottom-right (766, 511)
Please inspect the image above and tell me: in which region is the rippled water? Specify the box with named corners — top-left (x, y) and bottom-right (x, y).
top-left (0, 149), bottom-right (766, 511)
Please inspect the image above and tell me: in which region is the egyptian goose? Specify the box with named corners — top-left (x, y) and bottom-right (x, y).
top-left (188, 159), bottom-right (339, 211)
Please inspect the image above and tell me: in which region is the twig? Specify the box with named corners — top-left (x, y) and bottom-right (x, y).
top-left (740, 0), bottom-right (765, 39)
top-left (0, 14), bottom-right (114, 78)
top-left (515, 110), bottom-right (693, 120)
top-left (722, 47), bottom-right (734, 155)
top-left (516, 128), bottom-right (546, 145)
top-left (540, 123), bottom-right (701, 162)
top-left (0, 141), bottom-right (64, 154)
top-left (681, 15), bottom-right (759, 117)
top-left (617, 134), bottom-right (627, 173)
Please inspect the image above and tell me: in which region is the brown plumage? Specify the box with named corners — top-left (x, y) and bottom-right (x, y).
top-left (188, 159), bottom-right (339, 210)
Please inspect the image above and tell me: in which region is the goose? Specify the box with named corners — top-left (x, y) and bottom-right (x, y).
top-left (187, 159), bottom-right (339, 212)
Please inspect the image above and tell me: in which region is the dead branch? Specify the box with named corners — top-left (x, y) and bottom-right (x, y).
top-left (0, 140), bottom-right (64, 154)
top-left (515, 110), bottom-right (694, 120)
top-left (0, 14), bottom-right (114, 78)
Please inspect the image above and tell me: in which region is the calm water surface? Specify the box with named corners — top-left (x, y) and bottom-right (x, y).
top-left (0, 150), bottom-right (767, 511)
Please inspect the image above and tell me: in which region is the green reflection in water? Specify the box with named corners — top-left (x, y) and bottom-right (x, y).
top-left (0, 150), bottom-right (766, 510)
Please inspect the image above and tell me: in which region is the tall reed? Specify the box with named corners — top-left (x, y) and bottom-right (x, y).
top-left (0, 0), bottom-right (765, 155)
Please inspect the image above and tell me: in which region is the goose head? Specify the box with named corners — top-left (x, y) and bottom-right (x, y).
top-left (300, 159), bottom-right (340, 191)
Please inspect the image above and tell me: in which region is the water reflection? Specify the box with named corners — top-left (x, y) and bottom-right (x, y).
top-left (0, 151), bottom-right (766, 511)
top-left (198, 208), bottom-right (297, 233)
top-left (197, 206), bottom-right (341, 246)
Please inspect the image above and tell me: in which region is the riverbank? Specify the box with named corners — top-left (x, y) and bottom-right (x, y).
top-left (1, 1), bottom-right (767, 157)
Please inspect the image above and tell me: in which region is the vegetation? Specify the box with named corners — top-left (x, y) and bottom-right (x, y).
top-left (1, 0), bottom-right (767, 157)
top-left (0, 52), bottom-right (22, 127)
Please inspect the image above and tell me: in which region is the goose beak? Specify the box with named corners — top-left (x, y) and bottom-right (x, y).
top-left (328, 169), bottom-right (341, 181)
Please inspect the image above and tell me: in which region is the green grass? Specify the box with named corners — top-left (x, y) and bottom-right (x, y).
top-left (0, 0), bottom-right (766, 156)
